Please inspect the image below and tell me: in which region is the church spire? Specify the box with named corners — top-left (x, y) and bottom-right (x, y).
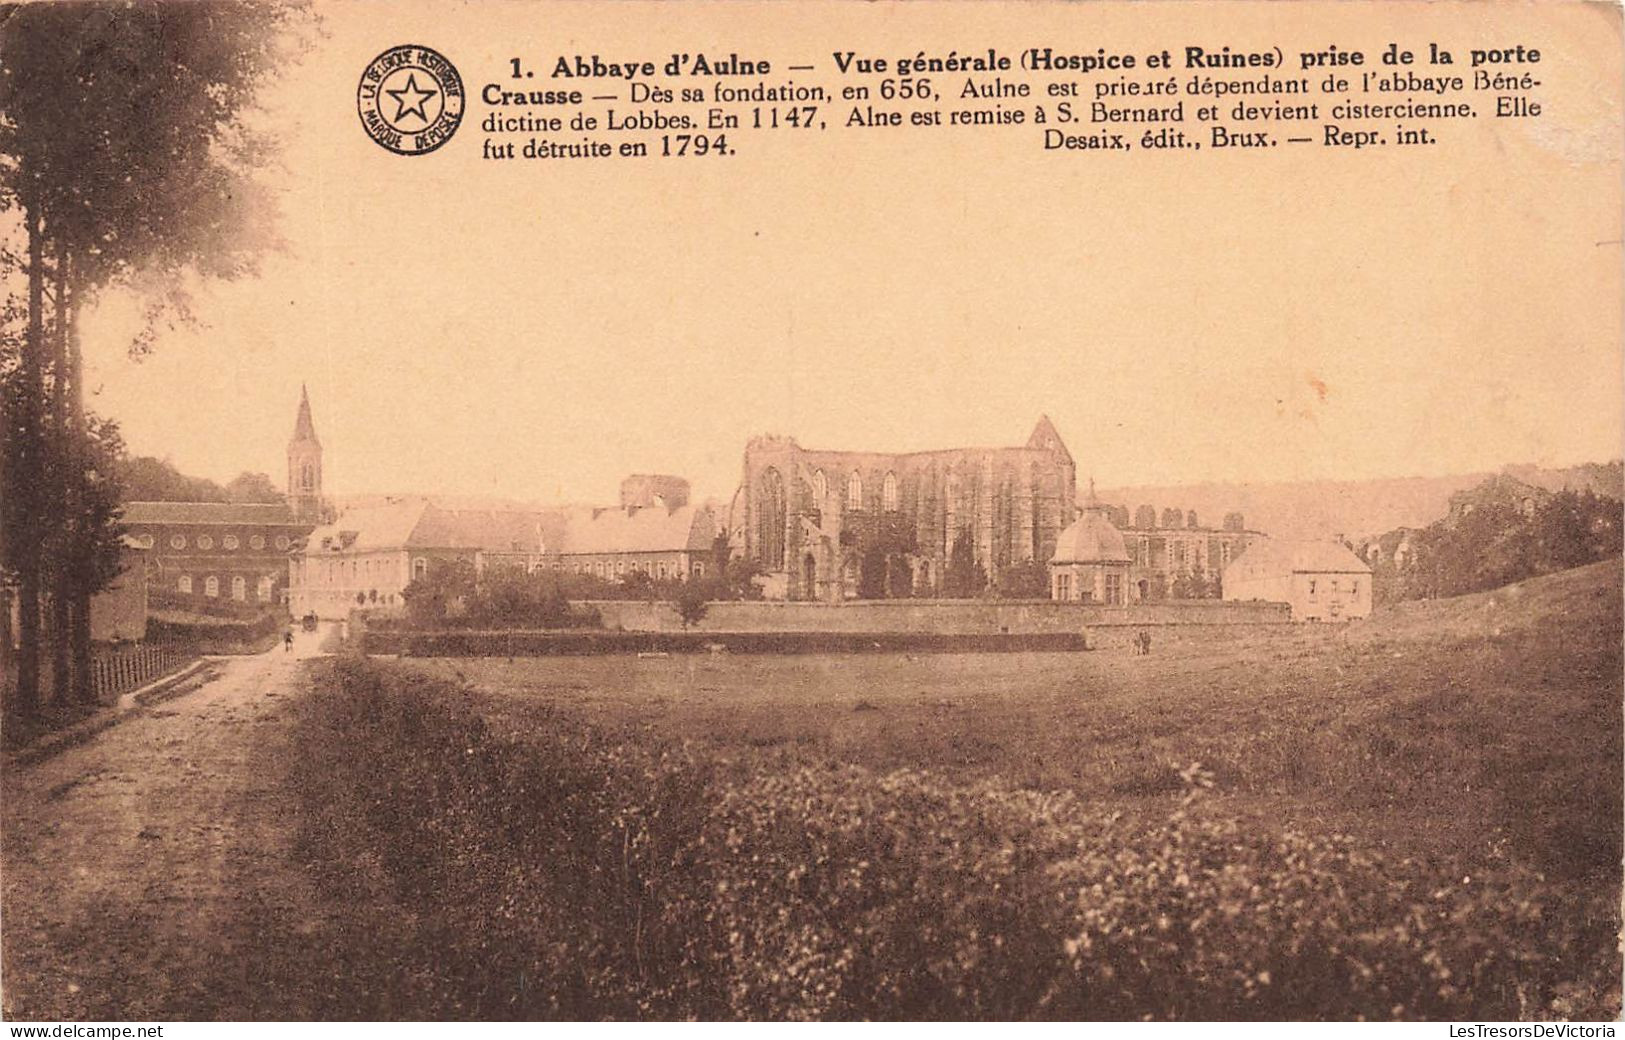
top-left (290, 383), bottom-right (320, 448)
top-left (287, 385), bottom-right (324, 523)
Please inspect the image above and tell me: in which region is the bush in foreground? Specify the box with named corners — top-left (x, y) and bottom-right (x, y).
top-left (289, 658), bottom-right (1621, 1021)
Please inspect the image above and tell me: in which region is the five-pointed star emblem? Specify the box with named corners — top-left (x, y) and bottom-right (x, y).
top-left (385, 73), bottom-right (437, 123)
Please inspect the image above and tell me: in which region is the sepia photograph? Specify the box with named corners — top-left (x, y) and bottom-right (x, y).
top-left (0, 0), bottom-right (1621, 1026)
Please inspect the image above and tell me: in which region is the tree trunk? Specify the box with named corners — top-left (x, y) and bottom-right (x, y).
top-left (49, 250), bottom-right (71, 705)
top-left (67, 268), bottom-right (95, 704)
top-left (13, 196), bottom-right (47, 722)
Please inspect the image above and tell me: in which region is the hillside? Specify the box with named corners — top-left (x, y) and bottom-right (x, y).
top-left (1099, 461), bottom-right (1623, 539)
top-left (1354, 555), bottom-right (1623, 646)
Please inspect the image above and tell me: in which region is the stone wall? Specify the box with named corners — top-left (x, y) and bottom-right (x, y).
top-left (585, 598), bottom-right (1291, 635)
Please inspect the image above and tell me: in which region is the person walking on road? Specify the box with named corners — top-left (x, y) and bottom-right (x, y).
top-left (283, 628), bottom-right (294, 653)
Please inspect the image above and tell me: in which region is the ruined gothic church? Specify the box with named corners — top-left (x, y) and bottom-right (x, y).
top-left (729, 418), bottom-right (1078, 601)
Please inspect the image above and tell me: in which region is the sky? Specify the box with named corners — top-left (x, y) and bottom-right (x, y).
top-left (74, 0), bottom-right (1623, 507)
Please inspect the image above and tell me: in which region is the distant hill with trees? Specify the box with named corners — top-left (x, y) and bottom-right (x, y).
top-left (118, 456), bottom-right (285, 505)
top-left (1100, 461), bottom-right (1623, 541)
top-left (1363, 476), bottom-right (1621, 604)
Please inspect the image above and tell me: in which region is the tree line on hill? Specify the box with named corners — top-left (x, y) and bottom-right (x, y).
top-left (118, 456), bottom-right (286, 505)
top-left (1371, 487), bottom-right (1622, 603)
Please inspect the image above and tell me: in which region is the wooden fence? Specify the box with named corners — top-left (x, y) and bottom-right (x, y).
top-left (88, 641), bottom-right (196, 703)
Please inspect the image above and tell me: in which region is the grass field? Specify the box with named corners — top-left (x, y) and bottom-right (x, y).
top-left (406, 558), bottom-right (1622, 881)
top-left (278, 559), bottom-right (1621, 1019)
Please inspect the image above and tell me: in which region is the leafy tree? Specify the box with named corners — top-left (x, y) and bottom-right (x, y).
top-left (943, 528), bottom-right (987, 598)
top-left (1134, 505), bottom-right (1158, 530)
top-left (0, 1), bottom-right (313, 716)
top-left (118, 456), bottom-right (232, 503)
top-left (402, 559), bottom-right (477, 627)
top-left (225, 472), bottom-right (286, 504)
top-left (997, 559), bottom-right (1050, 599)
top-left (672, 581), bottom-right (711, 629)
top-left (857, 547), bottom-right (888, 600)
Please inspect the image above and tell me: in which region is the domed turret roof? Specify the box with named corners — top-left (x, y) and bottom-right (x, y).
top-left (1052, 500), bottom-right (1131, 565)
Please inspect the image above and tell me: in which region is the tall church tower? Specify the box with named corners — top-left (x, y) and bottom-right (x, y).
top-left (287, 384), bottom-right (324, 523)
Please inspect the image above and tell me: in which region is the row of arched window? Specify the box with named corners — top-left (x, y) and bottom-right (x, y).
top-left (808, 469), bottom-right (900, 513)
top-left (177, 574), bottom-right (275, 601)
top-left (564, 558), bottom-right (702, 580)
top-left (136, 532), bottom-right (289, 552)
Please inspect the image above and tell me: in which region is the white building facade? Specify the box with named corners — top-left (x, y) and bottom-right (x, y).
top-left (1222, 540), bottom-right (1373, 621)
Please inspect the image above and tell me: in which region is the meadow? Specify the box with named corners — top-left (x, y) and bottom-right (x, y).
top-left (286, 559), bottom-right (1623, 1019)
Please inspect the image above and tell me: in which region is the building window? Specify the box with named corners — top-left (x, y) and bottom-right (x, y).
top-left (231, 576), bottom-right (246, 601)
top-left (692, 561), bottom-right (706, 577)
top-left (170, 535), bottom-right (187, 550)
top-left (197, 535), bottom-right (214, 551)
top-left (882, 472), bottom-right (899, 512)
top-left (178, 575), bottom-right (192, 594)
top-left (657, 562), bottom-right (668, 580)
top-left (846, 471), bottom-right (863, 511)
top-left (223, 535), bottom-right (239, 551)
top-left (275, 535), bottom-right (290, 551)
top-left (204, 576), bottom-right (219, 598)
top-left (757, 467), bottom-right (787, 571)
top-left (812, 469), bottom-right (828, 503)
top-left (1308, 579), bottom-right (1318, 597)
top-left (301, 461), bottom-right (316, 491)
top-left (1105, 573), bottom-right (1123, 605)
top-left (413, 557), bottom-right (428, 580)
top-left (250, 535), bottom-right (266, 550)
top-left (258, 576), bottom-right (273, 602)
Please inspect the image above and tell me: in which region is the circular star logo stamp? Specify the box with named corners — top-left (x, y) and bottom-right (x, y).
top-left (357, 45), bottom-right (464, 155)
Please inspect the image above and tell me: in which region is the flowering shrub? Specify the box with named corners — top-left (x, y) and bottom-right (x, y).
top-left (290, 658), bottom-right (1621, 1020)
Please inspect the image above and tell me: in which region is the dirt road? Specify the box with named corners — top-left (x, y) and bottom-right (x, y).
top-left (1, 627), bottom-right (336, 1021)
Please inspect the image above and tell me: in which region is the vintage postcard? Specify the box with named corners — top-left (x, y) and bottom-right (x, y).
top-left (0, 0), bottom-right (1621, 1027)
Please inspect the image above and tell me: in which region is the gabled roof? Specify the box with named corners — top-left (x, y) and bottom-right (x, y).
top-left (301, 499), bottom-right (716, 558)
top-left (303, 498), bottom-right (566, 554)
top-left (306, 498), bottom-right (431, 553)
top-left (559, 505), bottom-right (715, 555)
top-left (1026, 415), bottom-right (1073, 465)
top-left (1228, 539), bottom-right (1371, 576)
top-left (411, 506), bottom-right (562, 553)
top-left (121, 501), bottom-right (302, 527)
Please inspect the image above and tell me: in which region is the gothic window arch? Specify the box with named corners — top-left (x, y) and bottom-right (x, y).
top-left (757, 467), bottom-right (786, 570)
top-left (231, 576), bottom-right (246, 601)
top-left (812, 468), bottom-right (827, 504)
top-left (300, 461), bottom-right (316, 491)
top-left (178, 575), bottom-right (192, 595)
top-left (204, 576), bottom-right (219, 598)
top-left (846, 471), bottom-right (864, 511)
top-left (882, 472), bottom-right (899, 512)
